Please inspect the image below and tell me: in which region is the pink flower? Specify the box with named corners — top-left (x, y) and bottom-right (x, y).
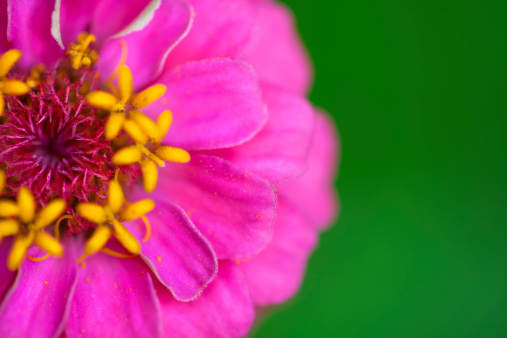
top-left (0, 0), bottom-right (339, 337)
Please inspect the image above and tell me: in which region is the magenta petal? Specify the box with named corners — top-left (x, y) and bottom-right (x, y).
top-left (146, 59), bottom-right (266, 150)
top-left (156, 155), bottom-right (276, 260)
top-left (98, 0), bottom-right (193, 89)
top-left (157, 261), bottom-right (254, 337)
top-left (0, 0), bottom-right (7, 53)
top-left (209, 84), bottom-right (315, 182)
top-left (66, 253), bottom-right (161, 337)
top-left (166, 0), bottom-right (256, 68)
top-left (240, 197), bottom-right (317, 305)
top-left (242, 1), bottom-right (312, 95)
top-left (59, 0), bottom-right (101, 47)
top-left (0, 239), bottom-right (15, 300)
top-left (0, 242), bottom-right (79, 337)
top-left (124, 201), bottom-right (218, 301)
top-left (7, 0), bottom-right (62, 68)
top-left (280, 112), bottom-right (340, 229)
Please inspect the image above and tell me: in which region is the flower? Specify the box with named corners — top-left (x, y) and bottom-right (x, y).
top-left (0, 0), bottom-right (339, 337)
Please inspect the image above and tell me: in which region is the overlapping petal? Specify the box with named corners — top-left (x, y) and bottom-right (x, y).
top-left (124, 200), bottom-right (218, 301)
top-left (66, 252), bottom-right (161, 337)
top-left (158, 261), bottom-right (254, 337)
top-left (0, 239), bottom-right (15, 299)
top-left (155, 155), bottom-right (276, 260)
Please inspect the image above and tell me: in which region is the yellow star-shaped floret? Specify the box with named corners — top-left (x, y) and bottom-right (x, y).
top-left (67, 32), bottom-right (98, 70)
top-left (0, 187), bottom-right (66, 270)
top-left (76, 180), bottom-right (155, 259)
top-left (0, 50), bottom-right (30, 116)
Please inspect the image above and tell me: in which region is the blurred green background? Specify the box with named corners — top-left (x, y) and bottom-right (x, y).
top-left (252, 0), bottom-right (507, 337)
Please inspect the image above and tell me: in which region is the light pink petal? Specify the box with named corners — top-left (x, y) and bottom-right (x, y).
top-left (0, 241), bottom-right (79, 338)
top-left (98, 0), bottom-right (193, 89)
top-left (124, 200), bottom-right (218, 301)
top-left (0, 239), bottom-right (15, 301)
top-left (240, 197), bottom-right (317, 305)
top-left (280, 112), bottom-right (340, 229)
top-left (157, 261), bottom-right (254, 337)
top-left (66, 253), bottom-right (161, 337)
top-left (59, 0), bottom-right (102, 47)
top-left (242, 0), bottom-right (312, 95)
top-left (146, 59), bottom-right (266, 150)
top-left (166, 0), bottom-right (256, 68)
top-left (7, 0), bottom-right (62, 68)
top-left (155, 155), bottom-right (276, 260)
top-left (208, 84), bottom-right (314, 182)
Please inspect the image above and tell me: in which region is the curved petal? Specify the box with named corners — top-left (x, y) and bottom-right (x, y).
top-left (98, 0), bottom-right (193, 89)
top-left (155, 155), bottom-right (276, 260)
top-left (58, 0), bottom-right (102, 47)
top-left (242, 0), bottom-right (312, 95)
top-left (124, 200), bottom-right (218, 301)
top-left (158, 261), bottom-right (254, 337)
top-left (280, 112), bottom-right (340, 229)
top-left (66, 253), bottom-right (161, 338)
top-left (166, 0), bottom-right (256, 68)
top-left (7, 0), bottom-right (63, 68)
top-left (0, 238), bottom-right (16, 301)
top-left (240, 197), bottom-right (317, 305)
top-left (0, 241), bottom-right (79, 338)
top-left (208, 84), bottom-right (315, 182)
top-left (146, 59), bottom-right (266, 150)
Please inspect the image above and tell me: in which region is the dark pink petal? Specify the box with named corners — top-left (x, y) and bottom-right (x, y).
top-left (7, 0), bottom-right (62, 68)
top-left (208, 84), bottom-right (314, 182)
top-left (280, 112), bottom-right (340, 229)
top-left (146, 59), bottom-right (266, 150)
top-left (98, 0), bottom-right (193, 89)
top-left (66, 253), bottom-right (161, 337)
top-left (59, 0), bottom-right (102, 47)
top-left (0, 239), bottom-right (15, 300)
top-left (0, 242), bottom-right (79, 337)
top-left (242, 0), bottom-right (312, 95)
top-left (240, 197), bottom-right (317, 305)
top-left (124, 201), bottom-right (218, 301)
top-left (156, 155), bottom-right (275, 260)
top-left (157, 261), bottom-right (254, 337)
top-left (166, 0), bottom-right (256, 68)
top-left (0, 0), bottom-right (7, 53)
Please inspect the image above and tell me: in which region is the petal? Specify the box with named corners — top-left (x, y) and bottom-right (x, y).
top-left (66, 253), bottom-right (161, 337)
top-left (0, 241), bottom-right (79, 337)
top-left (0, 0), bottom-right (7, 53)
top-left (124, 200), bottom-right (218, 301)
top-left (208, 84), bottom-right (315, 182)
top-left (155, 155), bottom-right (276, 260)
top-left (242, 0), bottom-right (312, 95)
top-left (158, 261), bottom-right (254, 337)
top-left (58, 0), bottom-right (101, 47)
top-left (7, 0), bottom-right (62, 69)
top-left (98, 0), bottom-right (193, 89)
top-left (239, 197), bottom-right (317, 305)
top-left (146, 59), bottom-right (266, 150)
top-left (280, 112), bottom-right (340, 229)
top-left (0, 238), bottom-right (16, 300)
top-left (166, 0), bottom-right (256, 67)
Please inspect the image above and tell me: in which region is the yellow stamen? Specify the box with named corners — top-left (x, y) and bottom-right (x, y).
top-left (156, 110), bottom-right (173, 142)
top-left (84, 224), bottom-right (113, 257)
top-left (27, 253), bottom-right (51, 262)
top-left (0, 49), bottom-right (22, 77)
top-left (100, 247), bottom-right (137, 259)
top-left (137, 144), bottom-right (165, 167)
top-left (105, 113), bottom-right (126, 140)
top-left (17, 187), bottom-right (35, 224)
top-left (141, 215), bottom-right (151, 242)
top-left (34, 231), bottom-right (63, 257)
top-left (55, 215), bottom-right (74, 240)
top-left (7, 232), bottom-right (35, 271)
top-left (111, 219), bottom-right (141, 254)
top-left (131, 84), bottom-right (166, 109)
top-left (123, 119), bottom-right (148, 144)
top-left (112, 146), bottom-right (142, 165)
top-left (0, 201), bottom-right (18, 217)
top-left (140, 158), bottom-right (158, 193)
top-left (67, 33), bottom-right (98, 69)
top-left (34, 199), bottom-right (66, 230)
top-left (0, 219), bottom-right (20, 237)
top-left (155, 146), bottom-right (191, 163)
top-left (26, 64), bottom-right (45, 88)
top-left (0, 170), bottom-right (5, 193)
top-left (120, 199), bottom-right (155, 221)
top-left (0, 94), bottom-right (4, 116)
top-left (76, 203), bottom-right (108, 224)
top-left (1, 79), bottom-right (30, 96)
top-left (130, 111), bottom-right (160, 140)
top-left (118, 65), bottom-right (133, 103)
top-left (108, 181), bottom-right (125, 214)
top-left (106, 40), bottom-right (128, 94)
top-left (86, 91), bottom-right (118, 111)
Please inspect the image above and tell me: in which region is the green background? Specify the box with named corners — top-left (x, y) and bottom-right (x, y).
top-left (252, 0), bottom-right (507, 337)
